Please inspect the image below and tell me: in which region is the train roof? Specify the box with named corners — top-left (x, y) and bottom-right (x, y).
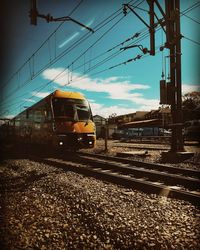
top-left (12, 90), bottom-right (86, 119)
top-left (52, 90), bottom-right (85, 99)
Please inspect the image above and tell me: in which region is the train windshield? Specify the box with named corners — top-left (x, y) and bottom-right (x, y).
top-left (52, 98), bottom-right (92, 121)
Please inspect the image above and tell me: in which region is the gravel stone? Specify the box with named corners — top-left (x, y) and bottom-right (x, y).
top-left (0, 141), bottom-right (200, 249)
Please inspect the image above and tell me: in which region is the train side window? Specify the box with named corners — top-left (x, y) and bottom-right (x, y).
top-left (44, 108), bottom-right (52, 121)
top-left (34, 110), bottom-right (43, 122)
top-left (44, 110), bottom-right (48, 118)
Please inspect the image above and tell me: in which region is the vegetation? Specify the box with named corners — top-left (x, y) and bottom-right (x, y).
top-left (182, 91), bottom-right (200, 121)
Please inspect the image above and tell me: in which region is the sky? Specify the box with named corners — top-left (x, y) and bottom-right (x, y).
top-left (0, 0), bottom-right (200, 119)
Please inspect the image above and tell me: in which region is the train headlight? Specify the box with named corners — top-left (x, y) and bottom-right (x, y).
top-left (77, 137), bottom-right (83, 141)
top-left (89, 141), bottom-right (93, 145)
top-left (59, 141), bottom-right (63, 145)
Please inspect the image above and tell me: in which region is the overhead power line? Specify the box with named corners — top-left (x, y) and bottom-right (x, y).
top-left (0, 28), bottom-right (149, 113)
top-left (0, 28), bottom-right (155, 115)
top-left (1, 0), bottom-right (84, 91)
top-left (0, 11), bottom-right (125, 108)
top-left (0, 4), bottom-right (124, 102)
top-left (0, 32), bottom-right (151, 115)
top-left (183, 36), bottom-right (200, 46)
top-left (0, 0), bottom-right (143, 109)
top-left (1, 0), bottom-right (200, 116)
top-left (181, 12), bottom-right (200, 25)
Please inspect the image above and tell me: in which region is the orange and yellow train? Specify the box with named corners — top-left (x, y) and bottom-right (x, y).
top-left (10, 90), bottom-right (96, 149)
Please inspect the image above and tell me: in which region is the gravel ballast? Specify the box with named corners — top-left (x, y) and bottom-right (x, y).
top-left (0, 157), bottom-right (199, 249)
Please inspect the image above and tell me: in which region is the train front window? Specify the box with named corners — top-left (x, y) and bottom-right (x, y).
top-left (76, 105), bottom-right (91, 121)
top-left (52, 98), bottom-right (92, 121)
top-left (53, 98), bottom-right (74, 119)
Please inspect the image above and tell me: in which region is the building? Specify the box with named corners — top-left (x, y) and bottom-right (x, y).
top-left (109, 108), bottom-right (172, 138)
top-left (94, 108), bottom-right (172, 139)
top-left (108, 111), bottom-right (148, 125)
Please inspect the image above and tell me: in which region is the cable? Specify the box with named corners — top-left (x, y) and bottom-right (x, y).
top-left (0, 8), bottom-right (124, 104)
top-left (0, 27), bottom-right (151, 115)
top-left (181, 12), bottom-right (200, 25)
top-left (0, 10), bottom-right (123, 106)
top-left (2, 0), bottom-right (139, 96)
top-left (181, 1), bottom-right (200, 15)
top-left (1, 0), bottom-right (84, 93)
top-left (1, 45), bottom-right (155, 116)
top-left (182, 36), bottom-right (200, 46)
top-left (0, 26), bottom-right (148, 113)
top-left (0, 0), bottom-right (141, 108)
top-left (1, 0), bottom-right (200, 116)
top-left (0, 29), bottom-right (161, 115)
top-left (6, 30), bottom-right (153, 111)
top-left (68, 0), bottom-right (84, 16)
top-left (2, 0), bottom-right (199, 99)
top-left (0, 12), bottom-right (125, 107)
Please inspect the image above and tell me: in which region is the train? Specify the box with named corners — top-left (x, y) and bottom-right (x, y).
top-left (8, 90), bottom-right (96, 150)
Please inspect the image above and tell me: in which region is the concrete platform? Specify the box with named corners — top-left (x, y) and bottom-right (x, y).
top-left (161, 151), bottom-right (194, 163)
top-left (116, 151), bottom-right (149, 157)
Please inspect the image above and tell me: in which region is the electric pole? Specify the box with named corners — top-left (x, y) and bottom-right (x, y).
top-left (123, 0), bottom-right (186, 158)
top-left (165, 0), bottom-right (184, 152)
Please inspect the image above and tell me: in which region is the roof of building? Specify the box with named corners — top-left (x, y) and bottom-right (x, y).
top-left (119, 119), bottom-right (162, 128)
top-left (93, 115), bottom-right (105, 119)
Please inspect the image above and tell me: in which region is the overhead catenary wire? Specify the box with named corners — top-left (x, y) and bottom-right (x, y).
top-left (0, 1), bottom-right (195, 108)
top-left (49, 1), bottom-right (200, 89)
top-left (0, 5), bottom-right (126, 104)
top-left (0, 0), bottom-right (142, 108)
top-left (1, 46), bottom-right (164, 117)
top-left (2, 0), bottom-right (198, 94)
top-left (0, 28), bottom-right (149, 113)
top-left (0, 11), bottom-right (125, 106)
top-left (0, 29), bottom-right (159, 116)
top-left (1, 0), bottom-right (138, 97)
top-left (0, 26), bottom-right (191, 114)
top-left (0, 33), bottom-right (152, 114)
top-left (181, 12), bottom-right (200, 25)
top-left (1, 1), bottom-right (200, 116)
top-left (1, 0), bottom-right (84, 91)
top-left (182, 35), bottom-right (200, 46)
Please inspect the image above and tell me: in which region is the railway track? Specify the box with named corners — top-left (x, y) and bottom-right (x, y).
top-left (32, 152), bottom-right (200, 205)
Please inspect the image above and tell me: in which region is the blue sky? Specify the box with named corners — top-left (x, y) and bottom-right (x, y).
top-left (0, 0), bottom-right (199, 119)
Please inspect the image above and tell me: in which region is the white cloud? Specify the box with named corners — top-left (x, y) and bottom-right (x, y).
top-left (3, 115), bottom-right (14, 120)
top-left (31, 91), bottom-right (50, 98)
top-left (90, 100), bottom-right (157, 118)
top-left (90, 101), bottom-right (137, 118)
top-left (23, 98), bottom-right (36, 103)
top-left (41, 68), bottom-right (160, 116)
top-left (182, 84), bottom-right (200, 94)
top-left (88, 99), bottom-right (96, 103)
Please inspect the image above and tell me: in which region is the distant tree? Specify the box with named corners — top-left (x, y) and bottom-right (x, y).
top-left (182, 91), bottom-right (200, 120)
top-left (108, 113), bottom-right (117, 124)
top-left (109, 113), bottom-right (117, 118)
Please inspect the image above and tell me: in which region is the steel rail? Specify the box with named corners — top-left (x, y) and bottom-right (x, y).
top-left (77, 152), bottom-right (200, 178)
top-left (64, 154), bottom-right (200, 190)
top-left (31, 156), bottom-right (200, 206)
